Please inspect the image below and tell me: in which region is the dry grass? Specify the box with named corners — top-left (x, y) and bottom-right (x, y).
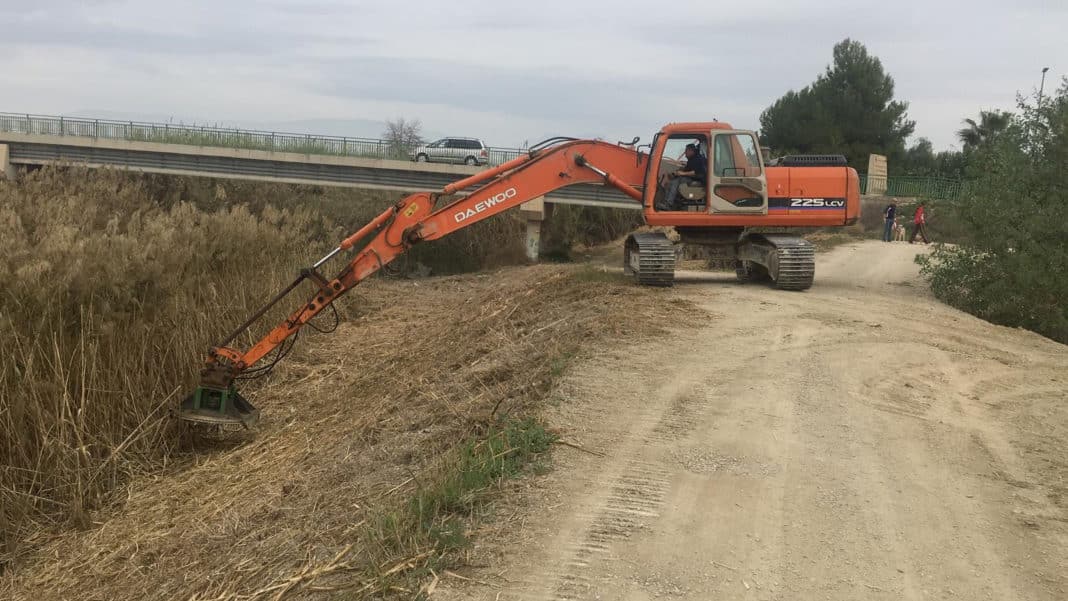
top-left (0, 167), bottom-right (691, 599)
top-left (2, 264), bottom-right (690, 600)
top-left (0, 168), bottom-right (344, 564)
top-left (0, 167), bottom-right (530, 568)
top-left (540, 205), bottom-right (644, 261)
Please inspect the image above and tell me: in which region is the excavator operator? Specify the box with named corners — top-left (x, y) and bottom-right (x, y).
top-left (660, 143), bottom-right (707, 211)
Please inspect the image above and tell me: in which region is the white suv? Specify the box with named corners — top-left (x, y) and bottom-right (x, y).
top-left (410, 137), bottom-right (489, 166)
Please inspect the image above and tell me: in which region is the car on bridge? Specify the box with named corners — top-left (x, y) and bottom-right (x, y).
top-left (410, 137), bottom-right (489, 166)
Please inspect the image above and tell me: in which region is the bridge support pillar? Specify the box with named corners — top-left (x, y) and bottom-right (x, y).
top-left (520, 196), bottom-right (548, 262)
top-left (524, 220), bottom-right (541, 262)
top-left (0, 144), bottom-right (14, 181)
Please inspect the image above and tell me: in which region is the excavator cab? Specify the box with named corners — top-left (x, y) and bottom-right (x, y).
top-left (647, 125), bottom-right (768, 215)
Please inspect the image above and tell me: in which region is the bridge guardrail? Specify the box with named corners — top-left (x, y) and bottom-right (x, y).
top-left (0, 112), bottom-right (527, 166)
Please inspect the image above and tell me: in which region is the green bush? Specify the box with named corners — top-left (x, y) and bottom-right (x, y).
top-left (918, 82), bottom-right (1068, 343)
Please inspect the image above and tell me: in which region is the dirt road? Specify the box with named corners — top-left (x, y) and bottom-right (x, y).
top-left (438, 241), bottom-right (1068, 600)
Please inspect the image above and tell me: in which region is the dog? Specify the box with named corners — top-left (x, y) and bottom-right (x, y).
top-left (892, 222), bottom-right (906, 242)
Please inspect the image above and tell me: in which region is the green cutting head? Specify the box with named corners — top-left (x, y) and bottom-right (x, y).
top-left (178, 385), bottom-right (259, 428)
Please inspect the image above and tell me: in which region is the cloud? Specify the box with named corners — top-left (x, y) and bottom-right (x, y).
top-left (1, 0), bottom-right (1066, 151)
top-left (317, 56), bottom-right (678, 123)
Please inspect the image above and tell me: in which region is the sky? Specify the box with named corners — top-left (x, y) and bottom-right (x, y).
top-left (1, 0), bottom-right (1065, 152)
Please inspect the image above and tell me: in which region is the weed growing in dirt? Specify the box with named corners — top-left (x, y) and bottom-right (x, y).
top-left (361, 419), bottom-right (554, 591)
top-left (2, 257), bottom-right (699, 599)
top-left (0, 160), bottom-right (700, 599)
top-left (549, 351), bottom-right (576, 378)
top-left (413, 420), bottom-right (554, 527)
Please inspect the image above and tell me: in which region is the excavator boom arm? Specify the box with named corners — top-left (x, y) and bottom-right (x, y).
top-left (180, 139), bottom-right (647, 426)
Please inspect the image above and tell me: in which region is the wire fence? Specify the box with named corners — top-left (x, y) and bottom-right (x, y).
top-left (859, 174), bottom-right (969, 200)
top-left (0, 112), bottom-right (526, 165)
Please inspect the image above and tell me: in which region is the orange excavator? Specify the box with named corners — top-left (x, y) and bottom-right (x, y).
top-left (178, 121), bottom-right (859, 427)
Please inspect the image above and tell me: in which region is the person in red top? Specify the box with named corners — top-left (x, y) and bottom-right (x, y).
top-left (909, 201), bottom-right (930, 244)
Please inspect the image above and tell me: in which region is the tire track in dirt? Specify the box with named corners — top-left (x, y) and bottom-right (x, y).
top-left (504, 382), bottom-right (704, 599)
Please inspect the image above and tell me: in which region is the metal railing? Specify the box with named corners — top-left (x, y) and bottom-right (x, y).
top-left (0, 112), bottom-right (526, 165)
top-left (859, 174), bottom-right (968, 200)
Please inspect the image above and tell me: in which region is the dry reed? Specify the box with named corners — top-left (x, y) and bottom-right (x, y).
top-left (4, 263), bottom-right (692, 600)
top-left (1, 167), bottom-right (689, 599)
top-left (0, 167), bottom-right (529, 566)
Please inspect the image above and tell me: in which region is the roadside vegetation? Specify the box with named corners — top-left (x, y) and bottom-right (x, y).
top-left (541, 204), bottom-right (644, 261)
top-left (0, 168), bottom-right (339, 562)
top-left (918, 85), bottom-right (1068, 344)
top-left (759, 39), bottom-right (915, 173)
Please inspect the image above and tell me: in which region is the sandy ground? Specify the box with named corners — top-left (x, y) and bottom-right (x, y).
top-left (436, 240), bottom-right (1068, 600)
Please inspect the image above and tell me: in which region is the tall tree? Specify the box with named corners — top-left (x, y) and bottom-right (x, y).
top-left (898, 137), bottom-right (969, 178)
top-left (956, 110), bottom-right (1012, 150)
top-left (381, 117), bottom-right (424, 159)
top-left (759, 39), bottom-right (915, 171)
top-left (901, 137), bottom-right (936, 175)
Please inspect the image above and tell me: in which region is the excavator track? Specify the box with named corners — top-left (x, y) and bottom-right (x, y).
top-left (737, 234), bottom-right (815, 291)
top-left (761, 235), bottom-right (815, 290)
top-left (624, 232), bottom-right (675, 287)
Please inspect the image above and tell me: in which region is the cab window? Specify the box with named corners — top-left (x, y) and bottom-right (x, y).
top-left (713, 133), bottom-right (762, 177)
top-left (663, 136), bottom-right (707, 164)
top-left (651, 133), bottom-right (709, 212)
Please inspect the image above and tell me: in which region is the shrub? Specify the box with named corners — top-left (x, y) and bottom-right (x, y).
top-left (918, 82), bottom-right (1068, 343)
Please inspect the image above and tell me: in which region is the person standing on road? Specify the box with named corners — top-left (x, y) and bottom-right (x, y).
top-left (883, 201), bottom-right (897, 242)
top-left (909, 201), bottom-right (930, 244)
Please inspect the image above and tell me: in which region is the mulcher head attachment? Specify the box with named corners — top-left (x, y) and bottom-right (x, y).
top-left (177, 357), bottom-right (259, 428)
top-left (178, 385), bottom-right (260, 428)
